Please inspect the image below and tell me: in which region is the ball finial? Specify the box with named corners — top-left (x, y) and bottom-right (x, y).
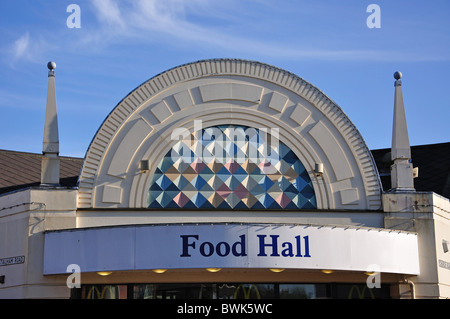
top-left (47, 61), bottom-right (56, 71)
top-left (394, 71), bottom-right (402, 80)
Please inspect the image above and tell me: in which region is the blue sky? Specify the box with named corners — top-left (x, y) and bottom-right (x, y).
top-left (0, 0), bottom-right (449, 157)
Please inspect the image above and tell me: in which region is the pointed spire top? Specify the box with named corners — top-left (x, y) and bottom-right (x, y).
top-left (391, 71), bottom-right (410, 160)
top-left (390, 70), bottom-right (415, 191)
top-left (47, 61), bottom-right (56, 76)
top-left (394, 71), bottom-right (402, 83)
top-left (41, 61), bottom-right (60, 186)
top-left (43, 61), bottom-right (59, 154)
top-left (47, 61), bottom-right (56, 70)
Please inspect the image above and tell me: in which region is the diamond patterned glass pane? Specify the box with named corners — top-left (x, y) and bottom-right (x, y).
top-left (148, 125), bottom-right (316, 209)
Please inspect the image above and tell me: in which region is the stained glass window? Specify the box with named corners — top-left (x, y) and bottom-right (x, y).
top-left (148, 125), bottom-right (316, 209)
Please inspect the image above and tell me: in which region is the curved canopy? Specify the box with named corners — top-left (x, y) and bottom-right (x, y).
top-left (44, 223), bottom-right (419, 275)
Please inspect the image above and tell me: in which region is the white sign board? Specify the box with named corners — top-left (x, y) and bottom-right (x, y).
top-left (44, 223), bottom-right (419, 275)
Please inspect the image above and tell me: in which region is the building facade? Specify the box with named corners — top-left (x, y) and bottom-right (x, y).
top-left (0, 59), bottom-right (449, 299)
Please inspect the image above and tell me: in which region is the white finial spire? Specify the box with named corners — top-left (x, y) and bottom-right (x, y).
top-left (390, 71), bottom-right (415, 191)
top-left (41, 61), bottom-right (60, 186)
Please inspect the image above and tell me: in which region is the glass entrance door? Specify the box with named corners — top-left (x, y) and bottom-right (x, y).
top-left (73, 283), bottom-right (390, 299)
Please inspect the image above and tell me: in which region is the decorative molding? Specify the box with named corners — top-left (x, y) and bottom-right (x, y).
top-left (77, 59), bottom-right (382, 210)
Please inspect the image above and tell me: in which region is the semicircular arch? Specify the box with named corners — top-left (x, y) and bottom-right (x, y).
top-left (78, 59), bottom-right (382, 210)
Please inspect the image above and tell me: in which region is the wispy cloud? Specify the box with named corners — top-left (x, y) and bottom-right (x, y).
top-left (127, 0), bottom-right (239, 47)
top-left (6, 0), bottom-right (448, 64)
top-left (86, 0), bottom-right (328, 58)
top-left (85, 0), bottom-right (447, 62)
top-left (88, 0), bottom-right (219, 45)
top-left (7, 31), bottom-right (58, 67)
top-left (91, 0), bottom-right (126, 30)
top-left (11, 32), bottom-right (30, 62)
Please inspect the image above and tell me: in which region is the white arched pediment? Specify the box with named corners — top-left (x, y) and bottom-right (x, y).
top-left (78, 59), bottom-right (382, 210)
